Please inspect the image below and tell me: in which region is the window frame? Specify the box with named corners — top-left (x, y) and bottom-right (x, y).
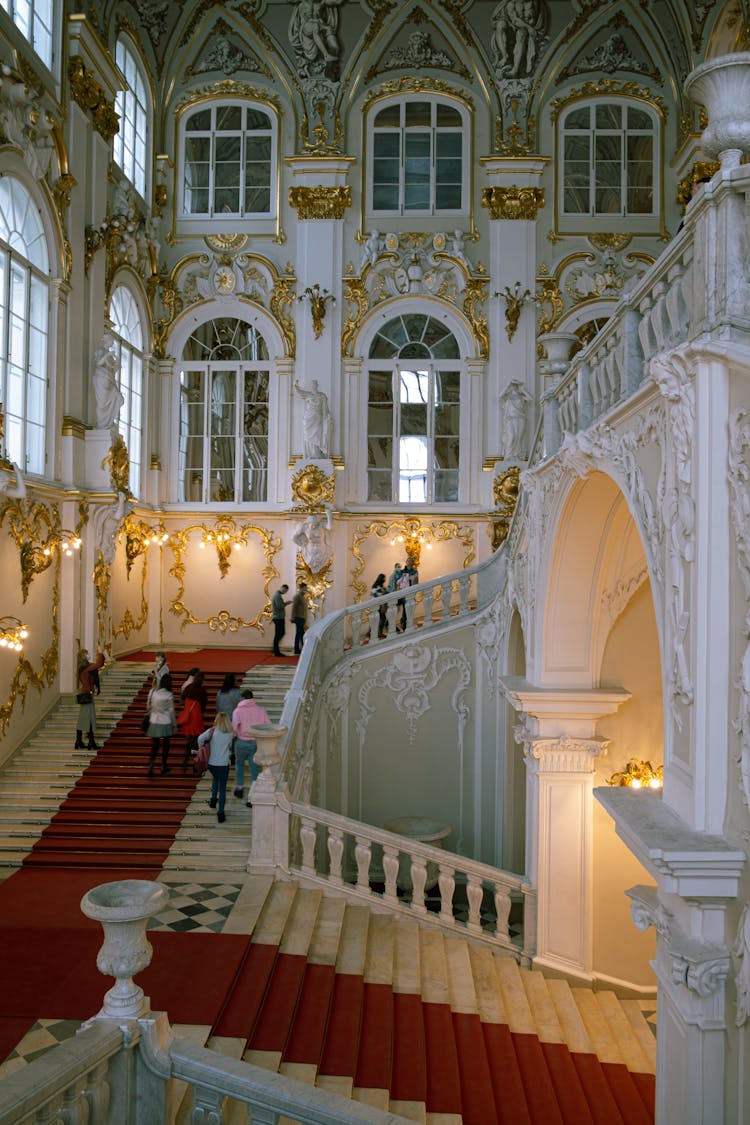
top-left (366, 94), bottom-right (470, 219)
top-left (114, 35), bottom-right (151, 201)
top-left (109, 285), bottom-right (145, 499)
top-left (0, 0), bottom-right (55, 73)
top-left (176, 98), bottom-right (279, 236)
top-left (557, 96), bottom-right (662, 236)
top-left (0, 174), bottom-right (50, 478)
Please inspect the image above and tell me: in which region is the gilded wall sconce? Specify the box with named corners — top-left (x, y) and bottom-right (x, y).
top-left (19, 526), bottom-right (81, 601)
top-left (0, 616), bottom-right (28, 651)
top-left (200, 520), bottom-right (247, 578)
top-left (608, 758), bottom-right (663, 789)
top-left (389, 528), bottom-right (434, 568)
top-left (299, 283), bottom-right (335, 339)
top-left (496, 282), bottom-right (532, 342)
top-left (123, 515), bottom-right (168, 576)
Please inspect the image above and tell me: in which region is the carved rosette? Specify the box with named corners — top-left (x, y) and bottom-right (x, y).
top-left (482, 186), bottom-right (544, 221)
top-left (289, 186), bottom-right (351, 220)
top-left (68, 57), bottom-right (119, 141)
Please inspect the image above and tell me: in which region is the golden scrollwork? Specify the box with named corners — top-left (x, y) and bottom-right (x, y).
top-left (350, 517), bottom-right (476, 601)
top-left (462, 275), bottom-right (490, 359)
top-left (102, 436), bottom-right (130, 495)
top-left (490, 466), bottom-right (520, 551)
top-left (199, 517), bottom-right (249, 579)
top-left (341, 276), bottom-right (370, 357)
top-left (0, 554), bottom-right (59, 736)
top-left (289, 186), bottom-right (351, 220)
top-left (168, 522), bottom-right (281, 633)
top-left (0, 498), bottom-right (78, 602)
top-left (53, 172), bottom-right (77, 214)
top-left (291, 464), bottom-right (335, 511)
top-left (175, 80), bottom-right (280, 116)
top-left (204, 233), bottom-right (249, 254)
top-left (482, 186), bottom-right (544, 221)
top-left (549, 79), bottom-right (665, 125)
top-left (93, 551), bottom-right (110, 649)
top-left (122, 514), bottom-right (167, 577)
top-left (587, 233), bottom-right (632, 253)
top-left (676, 161), bottom-right (720, 211)
top-left (364, 76), bottom-right (473, 111)
top-left (269, 272), bottom-right (297, 357)
top-left (498, 283), bottom-right (531, 342)
top-left (68, 57), bottom-right (119, 141)
top-left (295, 555), bottom-right (332, 616)
top-left (111, 556), bottom-right (148, 642)
top-left (535, 276), bottom-right (564, 336)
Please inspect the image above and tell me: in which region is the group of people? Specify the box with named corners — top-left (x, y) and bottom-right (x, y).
top-left (272, 581), bottom-right (308, 656)
top-left (143, 654), bottom-right (270, 823)
top-left (370, 558), bottom-right (419, 637)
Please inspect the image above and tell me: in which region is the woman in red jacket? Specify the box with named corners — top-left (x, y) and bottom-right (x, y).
top-left (177, 670), bottom-right (207, 767)
top-left (75, 649), bottom-right (105, 749)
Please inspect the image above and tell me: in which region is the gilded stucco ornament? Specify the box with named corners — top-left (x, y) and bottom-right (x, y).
top-left (0, 497), bottom-right (86, 603)
top-left (102, 436), bottom-right (130, 496)
top-left (350, 518), bottom-right (475, 602)
top-left (289, 185), bottom-right (351, 220)
top-left (498, 282), bottom-right (531, 342)
top-left (68, 57), bottom-right (119, 142)
top-left (490, 466), bottom-right (520, 551)
top-left (0, 550), bottom-right (60, 736)
top-left (482, 186), bottom-right (544, 221)
top-left (168, 523), bottom-right (281, 634)
top-left (290, 463), bottom-right (335, 511)
top-left (549, 78), bottom-right (666, 125)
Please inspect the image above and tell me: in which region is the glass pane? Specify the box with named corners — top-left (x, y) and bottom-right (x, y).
top-left (430, 335), bottom-right (460, 359)
top-left (246, 107), bottom-right (271, 130)
top-left (401, 404), bottom-right (427, 435)
top-left (405, 101), bottom-right (431, 126)
top-left (368, 469), bottom-right (392, 501)
top-left (434, 436), bottom-right (459, 468)
top-left (627, 106), bottom-right (652, 130)
top-left (216, 137), bottom-right (241, 161)
top-left (435, 183), bottom-right (461, 209)
top-left (216, 105), bottom-right (242, 130)
top-left (434, 470), bottom-right (459, 502)
top-left (374, 104), bottom-right (401, 127)
top-left (186, 109), bottom-right (211, 131)
top-left (368, 403), bottom-right (393, 435)
top-left (436, 104), bottom-right (461, 126)
top-left (399, 368), bottom-right (428, 404)
top-left (368, 435), bottom-right (392, 468)
top-left (374, 133), bottom-right (400, 158)
top-left (596, 103), bottom-right (621, 129)
top-left (402, 315), bottom-right (427, 342)
top-left (564, 135), bottom-right (589, 162)
top-left (372, 184), bottom-right (399, 211)
top-left (369, 370), bottom-right (393, 401)
top-left (565, 106), bottom-right (590, 129)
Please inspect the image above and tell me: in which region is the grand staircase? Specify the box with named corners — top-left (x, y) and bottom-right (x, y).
top-left (168, 880), bottom-right (656, 1124)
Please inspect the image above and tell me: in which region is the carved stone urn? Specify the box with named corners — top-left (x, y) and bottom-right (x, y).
top-left (684, 54), bottom-right (750, 169)
top-left (539, 331), bottom-right (581, 386)
top-left (249, 723), bottom-right (288, 784)
top-left (80, 879), bottom-right (169, 1019)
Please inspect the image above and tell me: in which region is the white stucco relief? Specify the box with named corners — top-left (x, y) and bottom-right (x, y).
top-left (476, 600), bottom-right (510, 698)
top-left (733, 903), bottom-right (750, 1027)
top-left (728, 408), bottom-right (750, 811)
top-left (651, 352), bottom-right (696, 729)
top-left (355, 643), bottom-right (471, 748)
top-left (600, 565), bottom-right (649, 632)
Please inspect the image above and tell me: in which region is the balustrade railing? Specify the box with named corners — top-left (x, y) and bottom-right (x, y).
top-left (289, 800), bottom-right (534, 963)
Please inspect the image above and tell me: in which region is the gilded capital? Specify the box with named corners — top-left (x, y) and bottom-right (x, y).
top-left (482, 186), bottom-right (544, 221)
top-left (289, 185), bottom-right (351, 220)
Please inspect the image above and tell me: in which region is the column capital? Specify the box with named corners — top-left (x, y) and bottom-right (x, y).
top-left (500, 676), bottom-right (631, 738)
top-left (520, 734), bottom-right (608, 774)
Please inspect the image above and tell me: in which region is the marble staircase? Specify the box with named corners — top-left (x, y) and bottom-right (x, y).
top-left (170, 879), bottom-right (656, 1124)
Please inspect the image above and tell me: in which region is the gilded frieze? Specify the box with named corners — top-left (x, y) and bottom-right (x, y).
top-left (363, 76), bottom-right (473, 112)
top-left (174, 79), bottom-right (281, 115)
top-left (351, 517), bottom-right (476, 602)
top-left (549, 79), bottom-right (666, 125)
top-left (288, 186), bottom-right (351, 220)
top-left (482, 186), bottom-right (544, 221)
top-left (168, 522), bottom-right (281, 633)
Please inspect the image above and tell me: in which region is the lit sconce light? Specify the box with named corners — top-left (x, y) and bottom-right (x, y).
top-left (20, 527), bottom-right (83, 600)
top-left (0, 616), bottom-right (29, 652)
top-left (608, 759), bottom-right (663, 790)
top-left (124, 519), bottom-right (167, 575)
top-left (201, 523), bottom-right (246, 578)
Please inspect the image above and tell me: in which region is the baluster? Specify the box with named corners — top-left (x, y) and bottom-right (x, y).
top-left (521, 882), bottom-right (537, 966)
top-left (355, 835), bottom-right (372, 891)
top-left (423, 587), bottom-right (434, 627)
top-left (494, 886), bottom-right (512, 941)
top-left (383, 845), bottom-right (399, 903)
top-left (327, 826), bottom-right (344, 885)
top-left (438, 865), bottom-right (455, 926)
top-left (410, 858), bottom-right (428, 914)
top-left (387, 600), bottom-right (399, 635)
top-left (60, 1080), bottom-right (89, 1125)
top-left (84, 1059), bottom-right (111, 1123)
top-left (466, 873), bottom-right (484, 934)
top-left (249, 1108), bottom-right (280, 1125)
top-left (444, 580), bottom-right (455, 620)
top-left (191, 1085), bottom-right (224, 1124)
top-left (299, 816), bottom-right (317, 875)
top-left (35, 1096), bottom-right (64, 1123)
top-left (458, 575), bottom-right (470, 615)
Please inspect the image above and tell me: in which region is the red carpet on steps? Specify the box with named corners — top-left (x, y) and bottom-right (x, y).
top-left (0, 648), bottom-right (655, 1124)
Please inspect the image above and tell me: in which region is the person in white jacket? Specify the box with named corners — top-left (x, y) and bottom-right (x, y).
top-left (146, 673), bottom-right (176, 776)
top-left (197, 711), bottom-right (234, 823)
top-left (231, 690), bottom-right (270, 805)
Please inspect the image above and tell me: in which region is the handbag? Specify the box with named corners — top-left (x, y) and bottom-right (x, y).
top-left (195, 739), bottom-right (211, 775)
top-left (76, 692), bottom-right (93, 705)
top-left (140, 714), bottom-right (150, 734)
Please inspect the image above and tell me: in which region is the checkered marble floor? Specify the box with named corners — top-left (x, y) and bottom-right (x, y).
top-left (147, 879), bottom-right (244, 933)
top-left (0, 1019), bottom-right (82, 1079)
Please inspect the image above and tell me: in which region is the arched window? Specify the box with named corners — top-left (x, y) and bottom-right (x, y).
top-left (368, 96), bottom-right (468, 216)
top-left (180, 102), bottom-right (275, 220)
top-left (114, 37), bottom-right (150, 198)
top-left (0, 0), bottom-right (54, 70)
top-left (109, 286), bottom-right (145, 497)
top-left (178, 317), bottom-right (270, 504)
top-left (560, 100), bottom-right (658, 222)
top-left (0, 176), bottom-right (49, 476)
top-left (366, 314), bottom-right (461, 503)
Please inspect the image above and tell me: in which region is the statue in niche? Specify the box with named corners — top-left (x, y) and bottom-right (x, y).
top-left (93, 329), bottom-right (124, 430)
top-left (499, 380), bottom-right (532, 459)
top-left (294, 379), bottom-right (332, 459)
top-left (92, 492), bottom-right (134, 568)
top-left (491, 0), bottom-right (547, 78)
top-left (289, 0), bottom-right (345, 79)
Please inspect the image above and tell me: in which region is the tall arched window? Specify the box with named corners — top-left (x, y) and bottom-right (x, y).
top-left (0, 0), bottom-right (54, 70)
top-left (179, 317), bottom-right (270, 504)
top-left (0, 176), bottom-right (49, 475)
top-left (109, 286), bottom-right (145, 497)
top-left (560, 99), bottom-right (658, 221)
top-left (367, 314), bottom-right (461, 503)
top-left (180, 102), bottom-right (275, 219)
top-left (114, 37), bottom-right (149, 198)
top-left (368, 96), bottom-right (468, 216)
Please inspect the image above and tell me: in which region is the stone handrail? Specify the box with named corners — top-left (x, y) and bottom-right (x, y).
top-left (0, 1021), bottom-right (123, 1125)
top-left (279, 548), bottom-right (507, 800)
top-left (287, 799), bottom-right (535, 963)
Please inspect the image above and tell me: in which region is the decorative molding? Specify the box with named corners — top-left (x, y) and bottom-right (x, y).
top-left (350, 517), bottom-right (475, 602)
top-left (475, 600), bottom-right (510, 699)
top-left (549, 79), bottom-right (666, 125)
top-left (627, 885), bottom-right (673, 939)
top-left (67, 57), bottom-right (119, 141)
top-left (363, 76), bottom-right (474, 112)
top-left (490, 466), bottom-right (520, 551)
top-left (174, 79), bottom-right (281, 116)
top-left (600, 565), bottom-right (649, 630)
top-left (290, 464), bottom-right (335, 511)
top-left (520, 734), bottom-right (609, 773)
top-left (288, 186), bottom-right (351, 220)
top-left (356, 642), bottom-right (471, 746)
top-left (733, 903), bottom-right (750, 1027)
top-left (728, 408), bottom-right (750, 811)
top-left (482, 186), bottom-right (544, 220)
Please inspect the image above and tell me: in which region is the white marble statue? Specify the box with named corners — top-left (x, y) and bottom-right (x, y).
top-left (292, 513), bottom-right (331, 574)
top-left (294, 379), bottom-right (332, 459)
top-left (0, 460), bottom-right (26, 499)
top-left (92, 492), bottom-right (133, 567)
top-left (93, 330), bottom-right (124, 430)
top-left (499, 379), bottom-right (532, 459)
